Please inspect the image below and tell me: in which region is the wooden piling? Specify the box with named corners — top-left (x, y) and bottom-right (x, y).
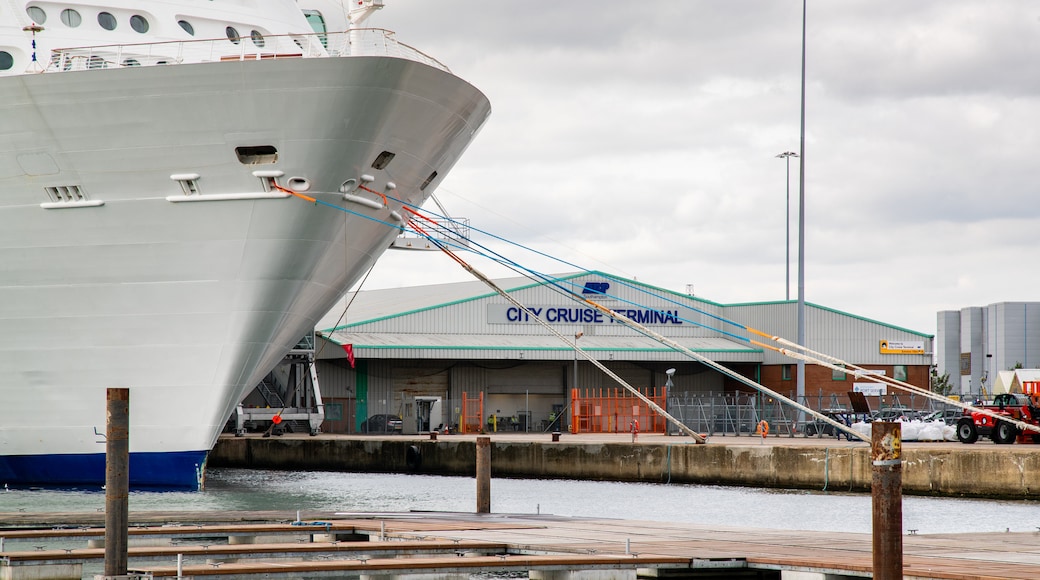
top-left (104, 387), bottom-right (130, 577)
top-left (476, 436), bottom-right (491, 513)
top-left (871, 421), bottom-right (902, 580)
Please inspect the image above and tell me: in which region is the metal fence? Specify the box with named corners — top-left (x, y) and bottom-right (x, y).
top-left (666, 391), bottom-right (964, 438)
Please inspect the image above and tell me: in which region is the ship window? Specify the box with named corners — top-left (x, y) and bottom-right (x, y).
top-left (0, 52), bottom-right (12, 71)
top-left (235, 145), bottom-right (278, 165)
top-left (302, 10), bottom-right (326, 35)
top-left (26, 6), bottom-right (46, 24)
top-left (178, 20), bottom-right (194, 36)
top-left (419, 171), bottom-right (438, 191)
top-left (121, 58), bottom-right (140, 67)
top-left (251, 30), bottom-right (265, 48)
top-left (60, 9), bottom-right (81, 27)
top-left (98, 12), bottom-right (116, 30)
top-left (371, 151), bottom-right (396, 170)
top-left (130, 15), bottom-right (149, 33)
top-left (302, 10), bottom-right (327, 48)
top-left (226, 26), bottom-right (241, 44)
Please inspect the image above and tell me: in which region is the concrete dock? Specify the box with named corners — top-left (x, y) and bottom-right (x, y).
top-left (2, 511), bottom-right (1039, 580)
top-left (211, 431), bottom-right (1040, 499)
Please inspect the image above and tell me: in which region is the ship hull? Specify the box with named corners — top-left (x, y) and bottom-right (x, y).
top-left (0, 55), bottom-right (489, 489)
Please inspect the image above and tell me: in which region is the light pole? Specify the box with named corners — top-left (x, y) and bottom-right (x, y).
top-left (573, 332), bottom-right (583, 393)
top-left (796, 0), bottom-right (807, 422)
top-left (776, 151), bottom-right (798, 301)
top-left (665, 368), bottom-right (675, 436)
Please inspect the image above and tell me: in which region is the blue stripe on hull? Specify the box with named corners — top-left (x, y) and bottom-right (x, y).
top-left (0, 451), bottom-right (207, 490)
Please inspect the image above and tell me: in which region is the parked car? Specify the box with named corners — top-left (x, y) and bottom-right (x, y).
top-left (360, 414), bottom-right (403, 433)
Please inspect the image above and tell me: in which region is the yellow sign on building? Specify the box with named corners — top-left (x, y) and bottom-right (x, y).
top-left (879, 340), bottom-right (925, 355)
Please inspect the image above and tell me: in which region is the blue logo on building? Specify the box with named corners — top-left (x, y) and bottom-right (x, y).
top-left (582, 282), bottom-right (610, 295)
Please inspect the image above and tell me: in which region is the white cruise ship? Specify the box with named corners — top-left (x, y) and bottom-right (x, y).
top-left (0, 0), bottom-right (490, 489)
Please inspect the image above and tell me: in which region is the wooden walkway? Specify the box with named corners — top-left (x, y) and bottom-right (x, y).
top-left (2, 511), bottom-right (1039, 579)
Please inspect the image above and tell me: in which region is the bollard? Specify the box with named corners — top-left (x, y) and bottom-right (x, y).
top-left (429, 431), bottom-right (438, 441)
top-left (476, 436), bottom-right (491, 513)
top-left (104, 387), bottom-right (130, 578)
top-left (551, 431), bottom-right (561, 442)
top-left (871, 421), bottom-right (903, 580)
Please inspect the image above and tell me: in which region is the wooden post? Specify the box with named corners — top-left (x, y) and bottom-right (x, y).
top-left (871, 421), bottom-right (902, 580)
top-left (104, 388), bottom-right (130, 577)
top-left (476, 436), bottom-right (491, 513)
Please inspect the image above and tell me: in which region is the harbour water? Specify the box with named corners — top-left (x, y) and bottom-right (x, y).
top-left (4, 468), bottom-right (1040, 535)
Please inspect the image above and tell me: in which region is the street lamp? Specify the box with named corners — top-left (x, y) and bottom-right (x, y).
top-left (775, 151), bottom-right (798, 301)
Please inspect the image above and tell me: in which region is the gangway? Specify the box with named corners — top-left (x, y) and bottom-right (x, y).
top-left (234, 332), bottom-right (325, 436)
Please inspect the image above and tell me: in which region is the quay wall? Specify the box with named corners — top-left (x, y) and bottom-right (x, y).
top-left (209, 436), bottom-right (1040, 499)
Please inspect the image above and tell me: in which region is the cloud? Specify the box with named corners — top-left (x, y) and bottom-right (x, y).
top-left (354, 0), bottom-right (1040, 336)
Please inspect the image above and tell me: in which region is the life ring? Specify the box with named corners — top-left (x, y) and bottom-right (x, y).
top-left (756, 420), bottom-right (769, 437)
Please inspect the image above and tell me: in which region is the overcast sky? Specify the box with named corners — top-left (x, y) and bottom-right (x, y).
top-left (350, 1), bottom-right (1040, 337)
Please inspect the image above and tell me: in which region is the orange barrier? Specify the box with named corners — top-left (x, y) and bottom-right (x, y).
top-left (570, 387), bottom-right (667, 434)
top-left (460, 392), bottom-right (484, 434)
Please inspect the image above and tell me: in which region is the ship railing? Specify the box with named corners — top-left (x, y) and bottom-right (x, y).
top-left (391, 217), bottom-right (471, 251)
top-left (45, 29), bottom-right (449, 74)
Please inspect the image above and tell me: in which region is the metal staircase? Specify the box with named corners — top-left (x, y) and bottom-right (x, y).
top-left (234, 333), bottom-right (325, 436)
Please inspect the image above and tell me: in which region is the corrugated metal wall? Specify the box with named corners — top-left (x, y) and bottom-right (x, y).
top-left (983, 302), bottom-right (1040, 390)
top-left (345, 275), bottom-right (727, 340)
top-left (961, 307), bottom-right (984, 393)
top-left (725, 302), bottom-right (933, 366)
top-left (316, 360), bottom-right (356, 398)
top-left (936, 311), bottom-right (961, 394)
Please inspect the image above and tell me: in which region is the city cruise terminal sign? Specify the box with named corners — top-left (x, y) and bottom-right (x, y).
top-left (488, 281), bottom-right (687, 326)
top-left (488, 304), bottom-right (685, 325)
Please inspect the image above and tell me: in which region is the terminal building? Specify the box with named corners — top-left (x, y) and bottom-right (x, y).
top-left (300, 271), bottom-right (933, 435)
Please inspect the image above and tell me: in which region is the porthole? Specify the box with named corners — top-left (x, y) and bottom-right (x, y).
top-left (26, 6), bottom-right (46, 24)
top-left (60, 8), bottom-right (81, 27)
top-left (226, 26), bottom-right (240, 44)
top-left (130, 15), bottom-right (149, 33)
top-left (98, 12), bottom-right (116, 30)
top-left (0, 51), bottom-right (13, 71)
top-left (178, 20), bottom-right (194, 36)
top-left (250, 30), bottom-right (265, 48)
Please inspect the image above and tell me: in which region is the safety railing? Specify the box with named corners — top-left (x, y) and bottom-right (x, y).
top-left (44, 29), bottom-right (449, 74)
top-left (667, 391), bottom-right (962, 438)
top-left (570, 387), bottom-right (667, 434)
top-left (459, 391), bottom-right (484, 434)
